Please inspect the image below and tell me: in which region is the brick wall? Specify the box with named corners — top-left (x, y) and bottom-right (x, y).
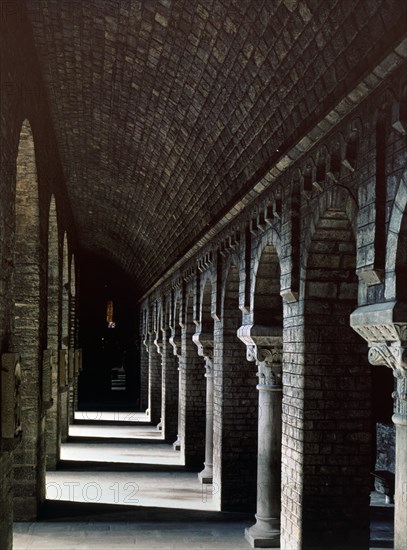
top-left (148, 335), bottom-right (162, 425)
top-left (142, 63), bottom-right (407, 549)
top-left (0, 2), bottom-right (76, 543)
top-left (180, 292), bottom-right (206, 468)
top-left (161, 330), bottom-right (179, 443)
top-left (213, 262), bottom-right (258, 511)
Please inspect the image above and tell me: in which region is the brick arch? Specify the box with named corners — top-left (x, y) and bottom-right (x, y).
top-left (169, 289), bottom-right (183, 355)
top-left (199, 268), bottom-right (215, 319)
top-left (301, 202), bottom-right (371, 548)
top-left (385, 169), bottom-right (407, 300)
top-left (163, 292), bottom-right (171, 330)
top-left (301, 186), bottom-right (357, 298)
top-left (200, 277), bottom-right (213, 331)
top-left (213, 258), bottom-right (258, 511)
top-left (12, 118), bottom-right (46, 519)
top-left (250, 229), bottom-right (282, 323)
top-left (221, 254), bottom-right (241, 313)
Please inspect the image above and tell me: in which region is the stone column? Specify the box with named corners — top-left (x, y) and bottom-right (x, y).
top-left (238, 325), bottom-right (282, 548)
top-left (141, 334), bottom-right (149, 414)
top-left (154, 331), bottom-right (163, 431)
top-left (193, 331), bottom-right (214, 484)
top-left (392, 373), bottom-right (407, 550)
top-left (351, 302), bottom-right (407, 550)
top-left (147, 332), bottom-right (162, 425)
top-left (170, 325), bottom-right (182, 451)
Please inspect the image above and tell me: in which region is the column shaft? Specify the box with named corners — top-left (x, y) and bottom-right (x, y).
top-left (198, 363), bottom-right (214, 483)
top-left (245, 381), bottom-right (282, 547)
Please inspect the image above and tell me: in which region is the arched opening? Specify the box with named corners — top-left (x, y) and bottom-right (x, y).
top-left (303, 208), bottom-right (371, 548)
top-left (244, 242), bottom-right (283, 547)
top-left (213, 262), bottom-right (258, 511)
top-left (12, 119), bottom-right (45, 519)
top-left (201, 279), bottom-right (214, 333)
top-left (195, 278), bottom-right (215, 483)
top-left (45, 195), bottom-right (60, 470)
top-left (181, 289), bottom-right (206, 468)
top-left (170, 296), bottom-right (183, 450)
top-left (253, 245), bottom-right (282, 325)
top-left (139, 308), bottom-right (149, 412)
top-left (147, 302), bottom-right (162, 426)
top-left (396, 205), bottom-right (407, 302)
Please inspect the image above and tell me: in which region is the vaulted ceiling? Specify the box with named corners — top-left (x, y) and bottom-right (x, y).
top-left (26, 0), bottom-right (404, 295)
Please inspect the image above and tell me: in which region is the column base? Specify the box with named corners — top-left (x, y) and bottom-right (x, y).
top-left (198, 464), bottom-right (213, 484)
top-left (244, 516), bottom-right (280, 548)
top-left (173, 436), bottom-right (181, 451)
top-left (156, 420), bottom-right (162, 431)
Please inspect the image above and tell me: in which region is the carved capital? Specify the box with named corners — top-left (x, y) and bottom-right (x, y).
top-left (368, 343), bottom-right (407, 375)
top-left (169, 327), bottom-right (182, 357)
top-left (192, 331), bottom-right (214, 361)
top-left (154, 332), bottom-right (163, 356)
top-left (351, 303), bottom-right (407, 418)
top-left (142, 335), bottom-right (149, 352)
top-left (237, 324), bottom-right (283, 388)
top-left (257, 358), bottom-right (282, 388)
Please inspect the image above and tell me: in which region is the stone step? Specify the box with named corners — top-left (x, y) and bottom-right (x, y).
top-left (73, 418), bottom-right (153, 427)
top-left (40, 498), bottom-right (252, 523)
top-left (57, 460), bottom-right (187, 472)
top-left (67, 435), bottom-right (165, 445)
top-left (74, 411), bottom-right (150, 425)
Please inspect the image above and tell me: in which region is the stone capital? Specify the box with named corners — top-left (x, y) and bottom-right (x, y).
top-left (154, 331), bottom-right (163, 355)
top-left (237, 324), bottom-right (283, 387)
top-left (169, 326), bottom-right (182, 357)
top-left (192, 331), bottom-right (214, 361)
top-left (351, 302), bottom-right (407, 418)
top-left (351, 302), bottom-right (407, 378)
top-left (142, 334), bottom-right (149, 352)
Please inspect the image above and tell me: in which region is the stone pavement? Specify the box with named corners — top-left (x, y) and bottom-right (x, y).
top-left (13, 415), bottom-right (394, 550)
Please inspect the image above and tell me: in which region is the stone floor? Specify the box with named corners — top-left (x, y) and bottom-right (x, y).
top-left (13, 414), bottom-right (394, 550)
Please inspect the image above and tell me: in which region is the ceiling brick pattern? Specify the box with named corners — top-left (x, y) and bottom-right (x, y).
top-left (26, 0), bottom-right (404, 294)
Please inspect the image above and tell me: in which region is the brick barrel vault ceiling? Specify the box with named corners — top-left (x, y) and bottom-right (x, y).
top-left (26, 0), bottom-right (404, 295)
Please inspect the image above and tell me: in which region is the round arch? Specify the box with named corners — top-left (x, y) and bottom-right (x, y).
top-left (385, 169), bottom-right (407, 300)
top-left (249, 229), bottom-right (282, 323)
top-left (301, 201), bottom-right (371, 548)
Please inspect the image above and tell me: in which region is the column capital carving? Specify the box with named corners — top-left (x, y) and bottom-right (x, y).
top-left (351, 302), bottom-right (407, 418)
top-left (368, 343), bottom-right (407, 374)
top-left (169, 326), bottom-right (182, 358)
top-left (142, 332), bottom-right (149, 352)
top-left (192, 331), bottom-right (214, 361)
top-left (351, 302), bottom-right (407, 377)
top-left (154, 331), bottom-right (163, 355)
top-left (237, 324), bottom-right (283, 388)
